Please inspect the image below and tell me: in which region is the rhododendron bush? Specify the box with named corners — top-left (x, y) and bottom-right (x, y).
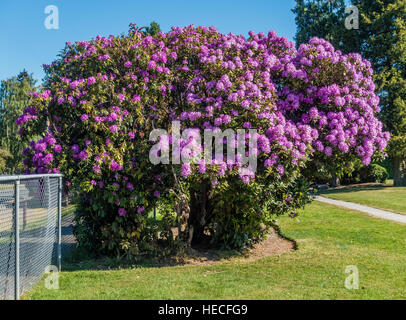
top-left (17, 25), bottom-right (389, 254)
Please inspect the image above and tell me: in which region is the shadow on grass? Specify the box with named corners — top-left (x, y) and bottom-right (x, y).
top-left (61, 246), bottom-right (248, 272)
top-left (62, 224), bottom-right (297, 272)
top-left (320, 184), bottom-right (393, 195)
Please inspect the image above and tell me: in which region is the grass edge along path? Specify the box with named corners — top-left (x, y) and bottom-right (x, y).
top-left (23, 201), bottom-right (406, 300)
top-left (315, 196), bottom-right (406, 224)
top-left (320, 185), bottom-right (406, 215)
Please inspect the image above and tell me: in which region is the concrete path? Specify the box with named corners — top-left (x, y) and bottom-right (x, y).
top-left (315, 196), bottom-right (406, 224)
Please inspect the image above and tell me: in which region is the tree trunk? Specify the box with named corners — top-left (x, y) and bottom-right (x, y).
top-left (189, 182), bottom-right (212, 246)
top-left (330, 173), bottom-right (340, 187)
top-left (393, 157), bottom-right (406, 187)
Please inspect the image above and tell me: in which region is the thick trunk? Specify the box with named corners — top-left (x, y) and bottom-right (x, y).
top-left (393, 157), bottom-right (406, 187)
top-left (330, 173), bottom-right (340, 188)
top-left (189, 182), bottom-right (212, 246)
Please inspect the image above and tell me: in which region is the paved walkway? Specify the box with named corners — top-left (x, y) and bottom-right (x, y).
top-left (315, 196), bottom-right (406, 224)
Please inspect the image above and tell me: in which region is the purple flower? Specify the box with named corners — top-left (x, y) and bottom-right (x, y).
top-left (132, 95), bottom-right (141, 102)
top-left (87, 77), bottom-right (96, 85)
top-left (110, 160), bottom-right (122, 171)
top-left (126, 182), bottom-right (134, 191)
top-left (109, 112), bottom-right (118, 121)
top-left (81, 114), bottom-right (89, 122)
top-left (42, 153), bottom-right (54, 165)
top-left (334, 96), bottom-right (345, 107)
top-left (181, 163), bottom-right (191, 177)
top-left (71, 144), bottom-right (80, 153)
top-left (147, 61), bottom-right (156, 69)
top-left (35, 143), bottom-right (47, 152)
top-left (199, 159), bottom-right (207, 173)
top-left (118, 208), bottom-right (126, 217)
top-left (241, 176), bottom-right (250, 184)
top-left (124, 61), bottom-right (132, 68)
top-left (46, 137), bottom-right (56, 146)
top-left (78, 151), bottom-right (88, 161)
top-left (109, 125), bottom-right (118, 133)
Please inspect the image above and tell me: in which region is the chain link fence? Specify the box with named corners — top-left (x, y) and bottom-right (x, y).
top-left (0, 174), bottom-right (69, 300)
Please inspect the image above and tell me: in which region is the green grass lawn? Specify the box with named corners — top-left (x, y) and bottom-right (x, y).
top-left (23, 202), bottom-right (406, 300)
top-left (321, 185), bottom-right (406, 215)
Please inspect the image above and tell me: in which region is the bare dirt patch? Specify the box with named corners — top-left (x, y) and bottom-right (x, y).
top-left (65, 228), bottom-right (296, 270)
top-left (170, 228), bottom-right (295, 266)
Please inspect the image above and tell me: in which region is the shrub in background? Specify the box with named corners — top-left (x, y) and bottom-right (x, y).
top-left (341, 163), bottom-right (388, 185)
top-left (359, 164), bottom-right (388, 183)
top-left (376, 157), bottom-right (393, 180)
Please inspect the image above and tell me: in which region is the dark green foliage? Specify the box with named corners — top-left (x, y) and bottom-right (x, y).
top-left (352, 0), bottom-right (406, 185)
top-left (360, 164), bottom-right (388, 184)
top-left (376, 157), bottom-right (393, 179)
top-left (144, 21), bottom-right (162, 36)
top-left (0, 147), bottom-right (12, 173)
top-left (0, 70), bottom-right (36, 173)
top-left (301, 160), bottom-right (332, 185)
top-left (189, 176), bottom-right (312, 250)
top-left (292, 0), bottom-right (359, 53)
top-left (341, 164), bottom-right (388, 184)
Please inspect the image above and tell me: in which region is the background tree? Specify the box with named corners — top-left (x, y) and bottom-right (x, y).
top-left (129, 21), bottom-right (162, 36)
top-left (145, 21), bottom-right (161, 36)
top-left (0, 147), bottom-right (12, 173)
top-left (292, 0), bottom-right (359, 53)
top-left (0, 70), bottom-right (36, 173)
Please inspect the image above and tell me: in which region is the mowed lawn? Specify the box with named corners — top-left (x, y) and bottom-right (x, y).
top-left (24, 202), bottom-right (406, 300)
top-left (321, 186), bottom-right (406, 215)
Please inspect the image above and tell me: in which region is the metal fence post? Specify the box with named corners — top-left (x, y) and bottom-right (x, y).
top-left (57, 176), bottom-right (62, 272)
top-left (14, 179), bottom-right (20, 300)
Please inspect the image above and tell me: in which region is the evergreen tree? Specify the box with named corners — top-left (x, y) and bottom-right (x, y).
top-left (0, 147), bottom-right (11, 174)
top-left (145, 21), bottom-right (161, 36)
top-left (0, 70), bottom-right (36, 173)
top-left (293, 0), bottom-right (359, 53)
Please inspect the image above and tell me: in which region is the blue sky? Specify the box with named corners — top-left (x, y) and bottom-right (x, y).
top-left (0, 0), bottom-right (297, 83)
